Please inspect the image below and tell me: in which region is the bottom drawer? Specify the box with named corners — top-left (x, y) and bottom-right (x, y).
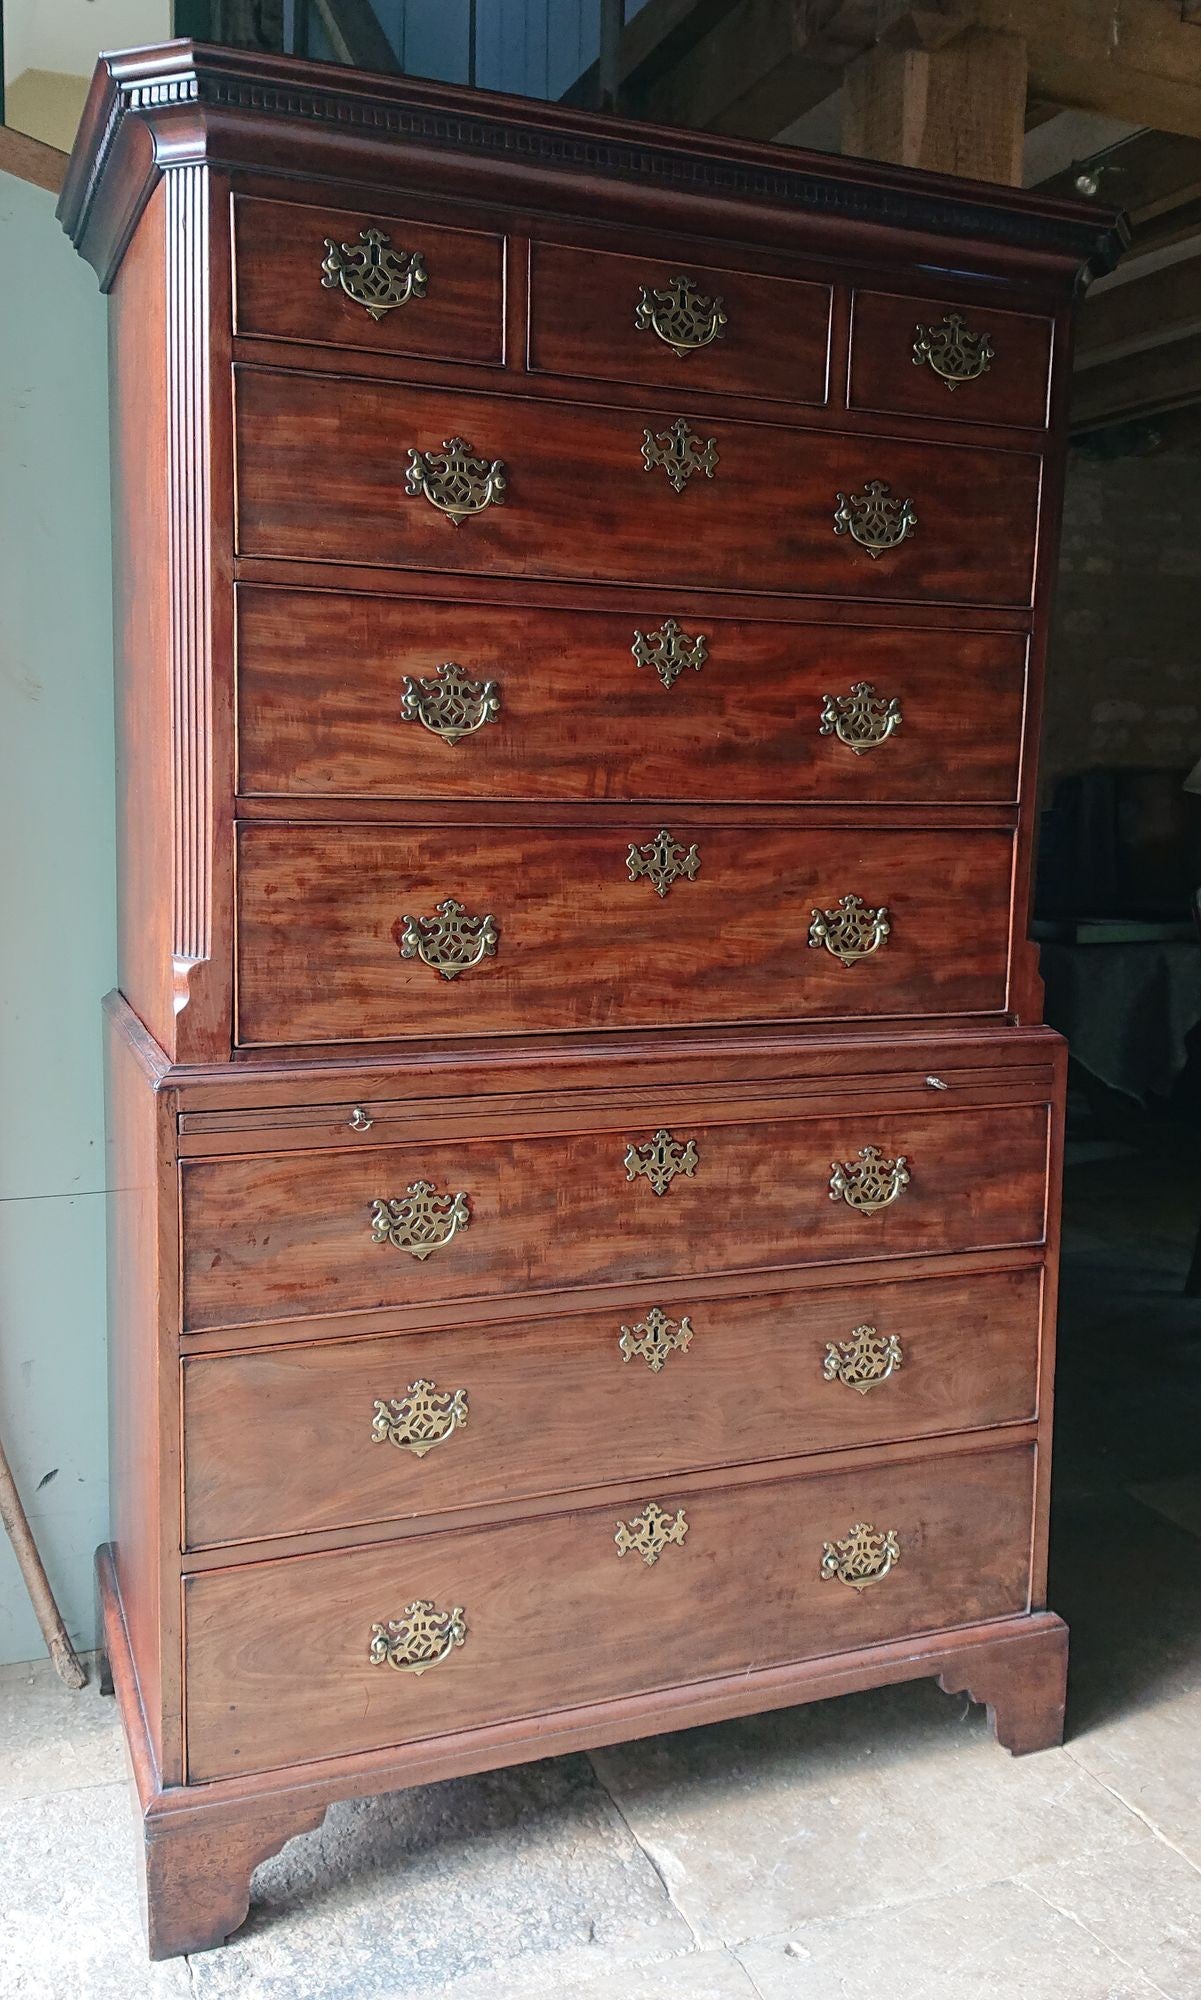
top-left (184, 1443), bottom-right (1034, 1781)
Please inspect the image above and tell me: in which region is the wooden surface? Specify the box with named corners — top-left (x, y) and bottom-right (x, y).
top-left (234, 368), bottom-right (1044, 607)
top-left (180, 1098), bottom-right (1050, 1332)
top-left (183, 1442), bottom-right (1035, 1781)
top-left (233, 821), bottom-right (1015, 1045)
top-left (0, 124), bottom-right (68, 194)
top-left (236, 585), bottom-right (1027, 805)
top-left (233, 195), bottom-right (505, 362)
top-left (182, 1264), bottom-right (1042, 1547)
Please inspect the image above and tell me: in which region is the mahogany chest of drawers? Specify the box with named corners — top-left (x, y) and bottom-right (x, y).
top-left (60, 39), bottom-right (1124, 1959)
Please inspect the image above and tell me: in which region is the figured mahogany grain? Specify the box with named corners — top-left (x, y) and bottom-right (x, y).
top-left (234, 367), bottom-right (1044, 606)
top-left (234, 821), bottom-right (1014, 1046)
top-left (232, 194), bottom-right (505, 363)
top-left (180, 1099), bottom-right (1049, 1332)
top-left (235, 585), bottom-right (1027, 804)
top-left (183, 1442), bottom-right (1035, 1780)
top-left (849, 288), bottom-right (1053, 430)
top-left (182, 1265), bottom-right (1042, 1547)
top-left (526, 239), bottom-right (831, 404)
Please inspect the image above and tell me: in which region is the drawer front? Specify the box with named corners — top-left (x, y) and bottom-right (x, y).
top-left (527, 241), bottom-right (831, 406)
top-left (234, 823), bottom-right (1014, 1046)
top-left (235, 368), bottom-right (1043, 606)
top-left (849, 290), bottom-right (1054, 430)
top-left (180, 1102), bottom-right (1049, 1332)
top-left (236, 586), bottom-right (1026, 805)
top-left (182, 1267), bottom-right (1042, 1548)
top-left (232, 196), bottom-right (505, 364)
top-left (184, 1443), bottom-right (1035, 1780)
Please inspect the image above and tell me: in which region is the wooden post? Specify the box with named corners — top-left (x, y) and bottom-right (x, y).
top-left (844, 25), bottom-right (1028, 185)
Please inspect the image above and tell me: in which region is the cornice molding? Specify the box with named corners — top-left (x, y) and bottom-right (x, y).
top-left (59, 40), bottom-right (1128, 291)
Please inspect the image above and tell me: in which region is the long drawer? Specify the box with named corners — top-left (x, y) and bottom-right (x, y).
top-left (234, 367), bottom-right (1043, 606)
top-left (183, 1442), bottom-right (1036, 1780)
top-left (179, 1100), bottom-right (1050, 1332)
top-left (234, 823), bottom-right (1014, 1046)
top-left (182, 1266), bottom-right (1042, 1548)
top-left (236, 585), bottom-right (1027, 805)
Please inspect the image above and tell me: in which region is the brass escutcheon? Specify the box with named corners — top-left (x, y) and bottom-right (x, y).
top-left (614, 1501), bottom-right (689, 1566)
top-left (913, 311), bottom-right (995, 388)
top-left (634, 274), bottom-right (727, 356)
top-left (820, 1522), bottom-right (901, 1589)
top-left (371, 1380), bottom-right (469, 1456)
top-left (321, 226), bottom-right (428, 319)
top-left (370, 1183), bottom-right (471, 1259)
top-left (368, 1600), bottom-right (467, 1673)
top-left (823, 1324), bottom-right (904, 1393)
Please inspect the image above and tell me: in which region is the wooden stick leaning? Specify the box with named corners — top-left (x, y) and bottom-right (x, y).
top-left (0, 1430), bottom-right (86, 1689)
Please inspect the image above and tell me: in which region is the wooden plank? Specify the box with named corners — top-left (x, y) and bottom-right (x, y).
top-left (844, 27), bottom-right (1027, 183)
top-left (1071, 330), bottom-right (1201, 429)
top-left (0, 123), bottom-right (67, 195)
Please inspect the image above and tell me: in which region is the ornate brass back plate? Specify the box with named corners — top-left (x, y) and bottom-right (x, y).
top-left (626, 829), bottom-right (701, 897)
top-left (641, 419), bottom-right (720, 492)
top-left (833, 481), bottom-right (917, 558)
top-left (618, 1307), bottom-right (695, 1371)
top-left (320, 226), bottom-right (428, 319)
top-left (371, 1379), bottom-right (470, 1455)
top-left (819, 683), bottom-right (902, 753)
top-left (614, 1501), bottom-right (689, 1565)
top-left (829, 1147), bottom-right (910, 1214)
top-left (368, 1601), bottom-right (467, 1673)
top-left (634, 274), bottom-right (727, 356)
top-left (631, 618), bottom-right (708, 690)
top-left (820, 1522), bottom-right (901, 1589)
top-left (913, 312), bottom-right (995, 388)
top-left (624, 1129), bottom-right (700, 1196)
top-left (399, 898), bottom-right (499, 979)
top-left (371, 1183), bottom-right (471, 1258)
top-left (808, 894), bottom-right (891, 966)
top-left (405, 438), bottom-right (506, 525)
top-left (823, 1325), bottom-right (904, 1393)
top-left (401, 663), bottom-right (501, 745)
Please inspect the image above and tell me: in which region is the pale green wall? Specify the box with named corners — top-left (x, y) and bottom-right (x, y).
top-left (0, 169), bottom-right (116, 1664)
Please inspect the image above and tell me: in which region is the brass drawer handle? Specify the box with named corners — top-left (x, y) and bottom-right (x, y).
top-left (401, 663), bottom-right (501, 745)
top-left (634, 273), bottom-right (727, 357)
top-left (371, 1380), bottom-right (469, 1456)
top-left (820, 1522), bottom-right (901, 1590)
top-left (405, 437), bottom-right (506, 525)
top-left (642, 418), bottom-right (719, 492)
top-left (820, 683), bottom-right (902, 753)
top-left (829, 1146), bottom-right (910, 1214)
top-left (399, 898), bottom-right (499, 979)
top-left (631, 617), bottom-right (708, 690)
top-left (371, 1183), bottom-right (471, 1259)
top-left (321, 226), bottom-right (428, 319)
top-left (619, 1307), bottom-right (694, 1371)
top-left (913, 312), bottom-right (994, 388)
top-left (624, 1128), bottom-right (699, 1197)
top-left (627, 828), bottom-right (700, 897)
top-left (615, 1501), bottom-right (689, 1566)
top-left (833, 481), bottom-right (916, 558)
top-left (824, 1324), bottom-right (903, 1393)
top-left (369, 1600), bottom-right (466, 1674)
top-left (809, 894), bottom-right (890, 965)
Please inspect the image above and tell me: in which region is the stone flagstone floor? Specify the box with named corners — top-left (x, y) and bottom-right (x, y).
top-left (3, 1125), bottom-right (1201, 1999)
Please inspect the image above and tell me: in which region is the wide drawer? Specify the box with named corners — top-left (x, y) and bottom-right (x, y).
top-left (232, 196), bottom-right (505, 365)
top-left (183, 1442), bottom-right (1036, 1780)
top-left (235, 367), bottom-right (1043, 606)
top-left (526, 240), bottom-right (831, 406)
top-left (236, 585), bottom-right (1027, 805)
top-left (179, 1100), bottom-right (1050, 1332)
top-left (234, 823), bottom-right (1014, 1046)
top-left (849, 289), bottom-right (1054, 431)
top-left (182, 1266), bottom-right (1042, 1548)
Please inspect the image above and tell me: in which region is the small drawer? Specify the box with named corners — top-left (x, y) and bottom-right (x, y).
top-left (849, 290), bottom-right (1054, 430)
top-left (235, 366), bottom-right (1043, 607)
top-left (179, 1099), bottom-right (1050, 1332)
top-left (182, 1266), bottom-right (1042, 1548)
top-left (232, 195), bottom-right (505, 365)
top-left (235, 585), bottom-right (1027, 806)
top-left (183, 1442), bottom-right (1035, 1780)
top-left (527, 240), bottom-right (831, 406)
top-left (233, 821), bottom-right (1014, 1047)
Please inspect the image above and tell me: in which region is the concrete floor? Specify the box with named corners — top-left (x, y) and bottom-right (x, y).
top-left (4, 1120), bottom-right (1201, 1999)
